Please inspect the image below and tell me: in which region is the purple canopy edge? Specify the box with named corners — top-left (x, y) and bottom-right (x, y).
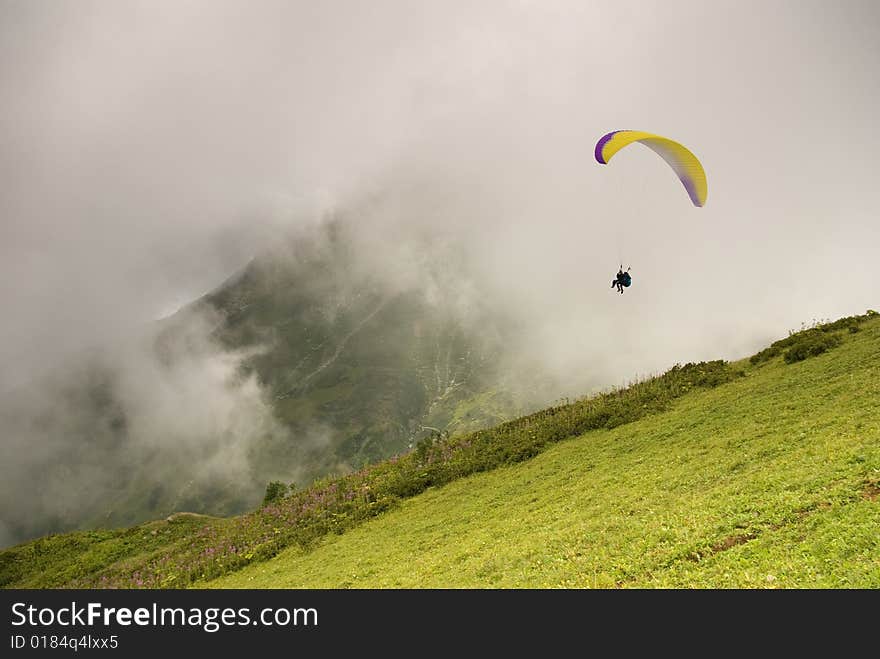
top-left (594, 130), bottom-right (621, 164)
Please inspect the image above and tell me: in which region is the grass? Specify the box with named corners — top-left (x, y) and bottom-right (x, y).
top-left (2, 311), bottom-right (878, 588)
top-left (0, 514), bottom-right (227, 589)
top-left (205, 312), bottom-right (880, 588)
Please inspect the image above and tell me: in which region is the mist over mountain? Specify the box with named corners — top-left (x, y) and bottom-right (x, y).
top-left (0, 210), bottom-right (557, 549)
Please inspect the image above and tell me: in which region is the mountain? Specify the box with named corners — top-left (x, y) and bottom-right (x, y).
top-left (0, 217), bottom-right (543, 548)
top-left (186, 218), bottom-right (531, 476)
top-left (2, 309), bottom-right (876, 588)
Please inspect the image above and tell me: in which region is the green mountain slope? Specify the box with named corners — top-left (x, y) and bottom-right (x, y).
top-left (2, 310), bottom-right (877, 588)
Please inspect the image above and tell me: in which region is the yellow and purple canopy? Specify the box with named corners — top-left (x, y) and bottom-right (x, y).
top-left (594, 130), bottom-right (708, 207)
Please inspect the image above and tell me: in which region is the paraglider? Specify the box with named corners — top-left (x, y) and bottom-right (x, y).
top-left (596, 130), bottom-right (707, 294)
top-left (594, 130), bottom-right (707, 207)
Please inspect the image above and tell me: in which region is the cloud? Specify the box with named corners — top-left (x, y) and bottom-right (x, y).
top-left (0, 305), bottom-right (293, 546)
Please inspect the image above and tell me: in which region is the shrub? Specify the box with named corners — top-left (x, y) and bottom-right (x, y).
top-left (262, 480), bottom-right (290, 506)
top-left (750, 346), bottom-right (780, 364)
top-left (749, 309), bottom-right (876, 366)
top-left (783, 332), bottom-right (843, 363)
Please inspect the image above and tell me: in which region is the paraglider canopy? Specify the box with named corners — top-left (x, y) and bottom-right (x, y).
top-left (595, 130), bottom-right (708, 207)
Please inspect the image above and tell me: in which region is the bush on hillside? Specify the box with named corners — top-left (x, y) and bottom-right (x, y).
top-left (750, 345), bottom-right (781, 365)
top-left (749, 309), bottom-right (876, 365)
top-left (783, 332), bottom-right (843, 364)
top-left (262, 480), bottom-right (290, 506)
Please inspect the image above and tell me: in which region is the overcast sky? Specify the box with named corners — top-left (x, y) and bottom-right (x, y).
top-left (2, 0), bottom-right (879, 391)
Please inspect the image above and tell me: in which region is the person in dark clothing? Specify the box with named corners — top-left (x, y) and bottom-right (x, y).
top-left (611, 266), bottom-right (631, 294)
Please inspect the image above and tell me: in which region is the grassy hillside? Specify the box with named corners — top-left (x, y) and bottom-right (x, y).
top-left (207, 312), bottom-right (880, 588)
top-left (2, 310), bottom-right (877, 588)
